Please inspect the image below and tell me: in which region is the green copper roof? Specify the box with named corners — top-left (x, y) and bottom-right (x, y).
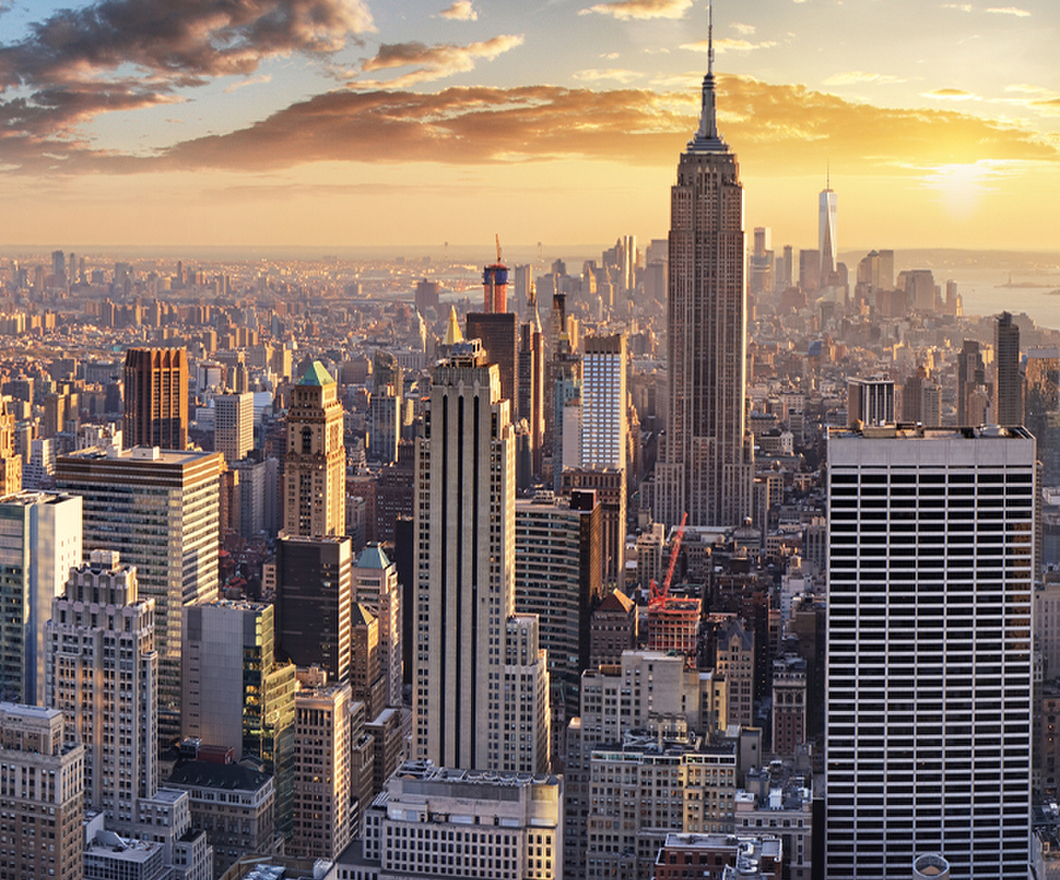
top-left (298, 360), bottom-right (335, 386)
top-left (357, 543), bottom-right (391, 570)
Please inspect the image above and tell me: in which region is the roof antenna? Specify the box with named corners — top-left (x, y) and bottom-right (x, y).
top-left (708, 0), bottom-right (714, 76)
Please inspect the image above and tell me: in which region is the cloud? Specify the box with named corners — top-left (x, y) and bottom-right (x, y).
top-left (941, 3), bottom-right (973, 10)
top-left (682, 38), bottom-right (778, 54)
top-left (732, 23), bottom-right (757, 36)
top-left (985, 5), bottom-right (1031, 14)
top-left (573, 69), bottom-right (641, 83)
top-left (927, 87), bottom-right (976, 99)
top-left (0, 0), bottom-right (374, 158)
top-left (580, 0), bottom-right (693, 21)
top-left (351, 35), bottom-right (524, 88)
top-left (3, 76), bottom-right (1056, 177)
top-left (438, 1), bottom-right (478, 21)
top-left (223, 75), bottom-right (273, 94)
top-left (824, 71), bottom-right (906, 86)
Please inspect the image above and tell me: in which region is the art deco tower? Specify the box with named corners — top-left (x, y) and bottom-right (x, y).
top-left (656, 9), bottom-right (753, 528)
top-left (284, 361), bottom-right (345, 537)
top-left (123, 347), bottom-right (189, 450)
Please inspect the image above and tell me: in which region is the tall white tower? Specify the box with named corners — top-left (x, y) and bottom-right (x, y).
top-left (819, 172), bottom-right (837, 285)
top-left (655, 4), bottom-right (753, 528)
top-left (580, 333), bottom-right (627, 471)
top-left (826, 425), bottom-right (1033, 878)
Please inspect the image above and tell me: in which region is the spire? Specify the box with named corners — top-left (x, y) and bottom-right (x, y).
top-left (826, 160), bottom-right (831, 191)
top-left (689, 0), bottom-right (726, 152)
top-left (444, 304), bottom-right (464, 346)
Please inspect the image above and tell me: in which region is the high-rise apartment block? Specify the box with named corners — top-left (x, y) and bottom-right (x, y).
top-left (0, 703), bottom-right (85, 880)
top-left (56, 446), bottom-right (222, 742)
top-left (214, 391), bottom-right (254, 463)
top-left (46, 550), bottom-right (157, 827)
top-left (580, 333), bottom-right (627, 470)
top-left (0, 491), bottom-right (82, 705)
top-left (274, 533), bottom-right (353, 684)
top-left (123, 346), bottom-right (189, 450)
top-left (414, 341), bottom-right (549, 773)
top-left (655, 36), bottom-right (753, 528)
top-left (283, 361), bottom-right (345, 537)
top-left (826, 425), bottom-right (1034, 878)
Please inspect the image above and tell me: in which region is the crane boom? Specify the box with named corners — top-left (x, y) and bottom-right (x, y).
top-left (650, 512), bottom-right (687, 606)
top-left (496, 233), bottom-right (502, 263)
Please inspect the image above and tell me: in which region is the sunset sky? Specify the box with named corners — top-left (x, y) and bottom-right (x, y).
top-left (0, 0), bottom-right (1057, 252)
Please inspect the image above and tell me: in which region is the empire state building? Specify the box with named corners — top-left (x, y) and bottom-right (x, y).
top-left (655, 12), bottom-right (753, 528)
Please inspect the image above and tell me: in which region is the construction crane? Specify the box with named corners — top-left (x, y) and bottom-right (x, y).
top-left (495, 233), bottom-right (502, 264)
top-left (649, 512), bottom-right (688, 607)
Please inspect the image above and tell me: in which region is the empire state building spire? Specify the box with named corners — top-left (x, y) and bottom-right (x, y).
top-left (690, 1), bottom-right (726, 152)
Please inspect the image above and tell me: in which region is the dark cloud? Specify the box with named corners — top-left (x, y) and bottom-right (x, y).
top-left (0, 0), bottom-right (373, 160)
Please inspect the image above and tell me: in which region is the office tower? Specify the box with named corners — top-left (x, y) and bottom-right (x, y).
top-left (123, 347), bottom-right (189, 450)
top-left (1025, 347), bottom-right (1060, 485)
top-left (819, 175), bottom-right (837, 284)
top-left (0, 703), bottom-right (84, 880)
top-left (413, 340), bottom-right (549, 773)
top-left (770, 655), bottom-right (807, 757)
top-left (902, 369), bottom-right (925, 423)
top-left (214, 391), bottom-right (254, 464)
top-left (0, 492), bottom-right (82, 705)
top-left (551, 344), bottom-right (582, 491)
top-left (51, 248), bottom-right (66, 281)
top-left (466, 311), bottom-right (519, 410)
top-left (996, 310), bottom-right (1023, 426)
top-left (518, 309), bottom-right (545, 479)
top-left (0, 396), bottom-right (22, 495)
top-left (367, 386), bottom-right (401, 463)
top-left (46, 550), bottom-right (156, 825)
top-left (56, 446), bottom-right (222, 741)
top-left (291, 677), bottom-right (360, 860)
top-left (716, 618), bottom-right (754, 728)
top-left (350, 602), bottom-right (386, 719)
top-left (274, 534), bottom-right (352, 683)
top-left (656, 24), bottom-right (753, 529)
top-left (353, 544), bottom-right (402, 710)
top-left (503, 615), bottom-right (551, 773)
top-left (283, 361), bottom-right (345, 538)
top-left (483, 250), bottom-right (509, 313)
top-left (342, 761), bottom-right (563, 880)
top-left (515, 491), bottom-right (602, 728)
top-left (847, 376), bottom-right (895, 427)
top-left (921, 381), bottom-right (942, 427)
top-left (957, 340), bottom-right (987, 426)
top-left (898, 268), bottom-right (936, 312)
top-left (514, 263), bottom-right (532, 312)
top-left (749, 226), bottom-right (774, 296)
top-left (580, 333), bottom-right (627, 470)
top-left (826, 425), bottom-right (1034, 878)
top-left (414, 278), bottom-right (440, 313)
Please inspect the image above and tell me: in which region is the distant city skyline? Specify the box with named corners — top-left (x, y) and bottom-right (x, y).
top-left (0, 0), bottom-right (1056, 250)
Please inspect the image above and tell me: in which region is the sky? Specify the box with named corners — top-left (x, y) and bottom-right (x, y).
top-left (0, 0), bottom-right (1057, 252)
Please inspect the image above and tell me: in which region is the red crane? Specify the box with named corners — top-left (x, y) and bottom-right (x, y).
top-left (649, 512), bottom-right (688, 607)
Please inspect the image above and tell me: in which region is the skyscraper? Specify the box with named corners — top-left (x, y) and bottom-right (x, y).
top-left (123, 347), bottom-right (189, 450)
top-left (996, 310), bottom-right (1023, 426)
top-left (56, 446), bottom-right (222, 742)
top-left (46, 550), bottom-right (157, 826)
top-left (655, 14), bottom-right (753, 528)
top-left (353, 544), bottom-right (402, 710)
top-left (214, 391), bottom-right (254, 464)
top-left (0, 396), bottom-right (22, 495)
top-left (826, 424), bottom-right (1033, 878)
top-left (580, 333), bottom-right (627, 471)
top-left (0, 492), bottom-right (82, 705)
top-left (413, 340), bottom-right (549, 773)
top-left (819, 174), bottom-right (837, 285)
top-left (284, 361), bottom-right (345, 537)
top-left (957, 339), bottom-right (987, 426)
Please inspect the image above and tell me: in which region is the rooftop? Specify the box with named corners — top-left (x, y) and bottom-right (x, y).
top-left (298, 360), bottom-right (335, 387)
top-left (168, 760), bottom-right (272, 793)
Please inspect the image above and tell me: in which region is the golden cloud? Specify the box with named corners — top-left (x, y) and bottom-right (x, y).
top-left (580, 0), bottom-right (693, 21)
top-left (351, 35), bottom-right (525, 88)
top-left (439, 1), bottom-right (478, 21)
